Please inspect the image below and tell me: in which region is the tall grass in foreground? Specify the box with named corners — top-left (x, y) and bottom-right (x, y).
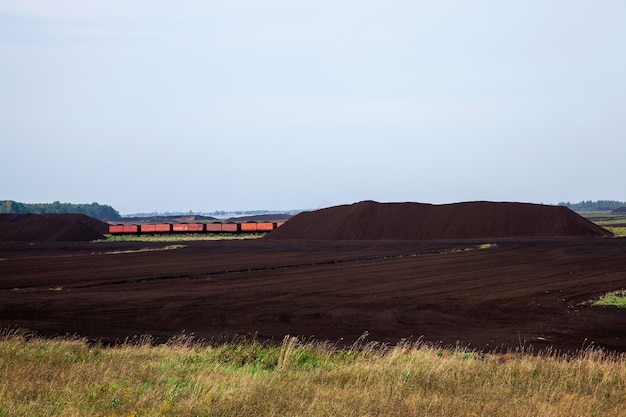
top-left (2, 330), bottom-right (626, 417)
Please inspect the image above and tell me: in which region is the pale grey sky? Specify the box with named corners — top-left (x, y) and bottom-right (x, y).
top-left (2, 1), bottom-right (625, 214)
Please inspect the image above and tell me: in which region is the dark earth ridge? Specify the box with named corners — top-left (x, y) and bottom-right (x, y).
top-left (0, 213), bottom-right (108, 242)
top-left (268, 201), bottom-right (612, 240)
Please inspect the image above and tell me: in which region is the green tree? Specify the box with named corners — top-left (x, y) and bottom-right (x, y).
top-left (0, 200), bottom-right (121, 220)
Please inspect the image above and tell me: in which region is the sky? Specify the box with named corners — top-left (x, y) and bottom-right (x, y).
top-left (1, 1), bottom-right (625, 214)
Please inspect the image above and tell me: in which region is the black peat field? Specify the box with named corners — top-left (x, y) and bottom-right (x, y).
top-left (1, 201), bottom-right (626, 416)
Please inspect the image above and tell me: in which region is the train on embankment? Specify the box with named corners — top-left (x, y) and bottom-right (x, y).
top-left (108, 221), bottom-right (285, 235)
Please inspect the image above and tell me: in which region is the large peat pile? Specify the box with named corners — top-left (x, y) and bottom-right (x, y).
top-left (0, 214), bottom-right (109, 242)
top-left (267, 201), bottom-right (613, 240)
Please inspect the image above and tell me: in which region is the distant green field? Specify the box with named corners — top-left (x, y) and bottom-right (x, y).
top-left (578, 211), bottom-right (626, 237)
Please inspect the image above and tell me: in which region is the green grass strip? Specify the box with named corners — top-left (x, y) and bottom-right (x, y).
top-left (594, 290), bottom-right (626, 307)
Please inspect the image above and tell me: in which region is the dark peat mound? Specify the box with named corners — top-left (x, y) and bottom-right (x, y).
top-left (267, 200), bottom-right (613, 240)
top-left (0, 213), bottom-right (109, 242)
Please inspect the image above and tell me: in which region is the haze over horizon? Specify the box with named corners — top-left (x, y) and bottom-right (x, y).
top-left (2, 1), bottom-right (625, 214)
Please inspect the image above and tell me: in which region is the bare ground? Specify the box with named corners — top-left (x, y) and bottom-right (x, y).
top-left (1, 237), bottom-right (625, 352)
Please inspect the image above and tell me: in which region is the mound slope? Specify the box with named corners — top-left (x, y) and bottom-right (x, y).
top-left (0, 213), bottom-right (109, 242)
top-left (267, 201), bottom-right (613, 240)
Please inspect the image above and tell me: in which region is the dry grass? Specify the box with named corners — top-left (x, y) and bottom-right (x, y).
top-left (605, 226), bottom-right (626, 237)
top-left (2, 329), bottom-right (626, 416)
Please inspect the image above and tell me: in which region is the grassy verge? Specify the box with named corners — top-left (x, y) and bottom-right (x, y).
top-left (593, 290), bottom-right (626, 307)
top-left (2, 330), bottom-right (626, 416)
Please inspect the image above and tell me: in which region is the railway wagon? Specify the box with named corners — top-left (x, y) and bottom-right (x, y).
top-left (172, 223), bottom-right (205, 233)
top-left (109, 225), bottom-right (125, 234)
top-left (140, 224), bottom-right (173, 233)
top-left (108, 221), bottom-right (283, 235)
top-left (221, 223), bottom-right (239, 233)
top-left (109, 225), bottom-right (140, 234)
top-left (205, 223), bottom-right (223, 233)
top-left (256, 222), bottom-right (275, 232)
top-left (240, 222), bottom-right (258, 232)
top-left (125, 225), bottom-right (140, 233)
top-left (109, 224), bottom-right (139, 234)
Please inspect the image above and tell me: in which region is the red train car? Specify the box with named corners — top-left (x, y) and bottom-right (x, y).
top-left (221, 223), bottom-right (239, 233)
top-left (109, 224), bottom-right (140, 234)
top-left (240, 222), bottom-right (258, 232)
top-left (172, 223), bottom-right (205, 233)
top-left (256, 222), bottom-right (275, 232)
top-left (155, 224), bottom-right (173, 233)
top-left (205, 223), bottom-right (223, 233)
top-left (109, 225), bottom-right (125, 234)
top-left (108, 219), bottom-right (287, 236)
top-left (124, 225), bottom-right (140, 234)
top-left (140, 224), bottom-right (172, 234)
top-left (140, 224), bottom-right (156, 233)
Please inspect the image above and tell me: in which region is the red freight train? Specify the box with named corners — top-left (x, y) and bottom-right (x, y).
top-left (108, 221), bottom-right (285, 235)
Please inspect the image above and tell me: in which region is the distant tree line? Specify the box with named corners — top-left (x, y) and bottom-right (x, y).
top-left (0, 200), bottom-right (121, 221)
top-left (558, 200), bottom-right (626, 211)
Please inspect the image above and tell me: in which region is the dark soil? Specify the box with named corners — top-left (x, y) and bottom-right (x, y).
top-left (0, 214), bottom-right (109, 242)
top-left (267, 201), bottom-right (612, 240)
top-left (1, 237), bottom-right (625, 352)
